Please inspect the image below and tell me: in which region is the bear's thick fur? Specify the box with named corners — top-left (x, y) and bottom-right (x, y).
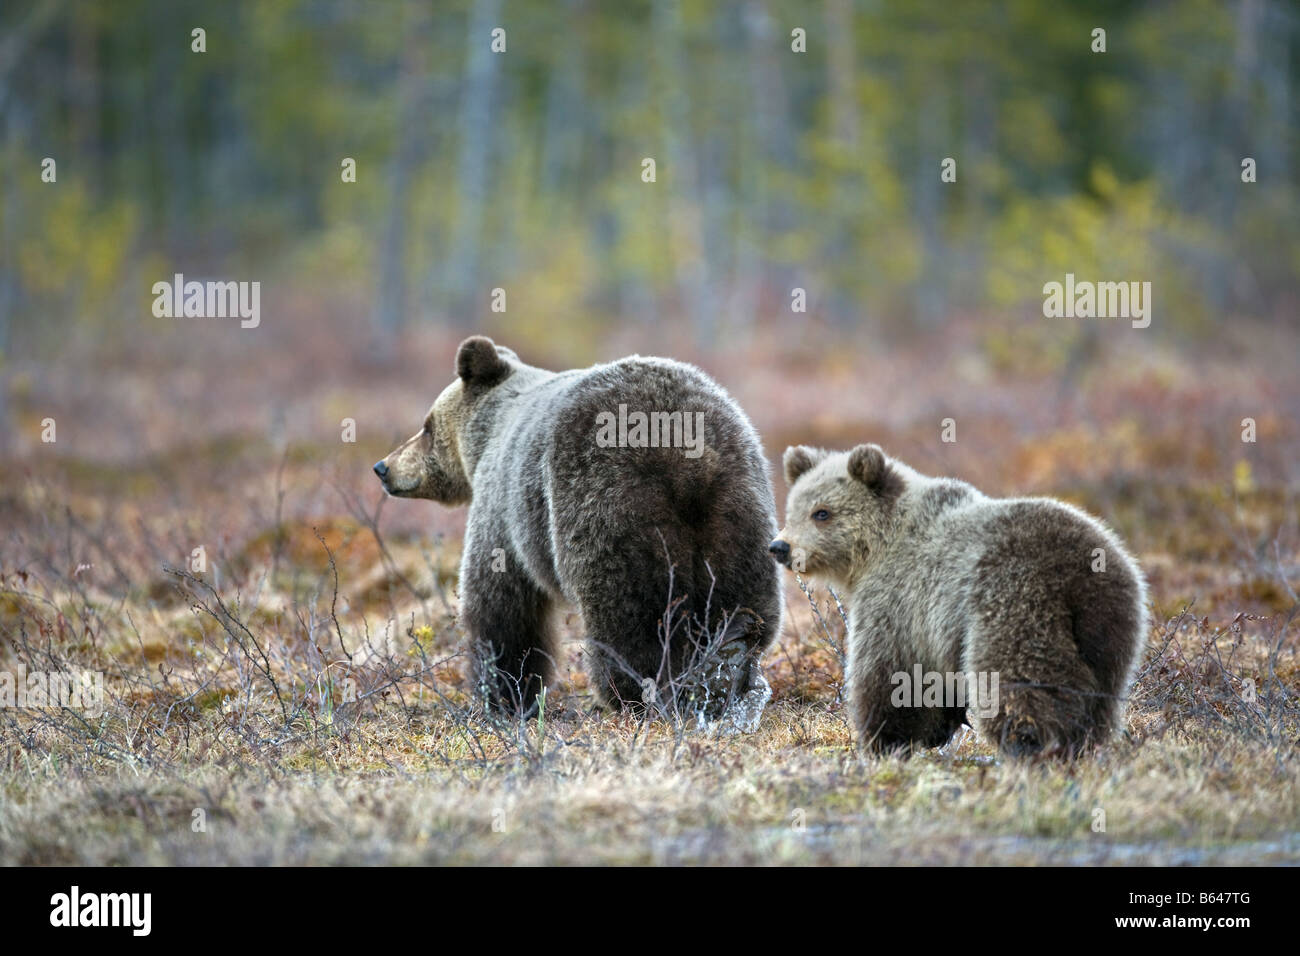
top-left (376, 337), bottom-right (782, 722)
top-left (772, 443), bottom-right (1148, 758)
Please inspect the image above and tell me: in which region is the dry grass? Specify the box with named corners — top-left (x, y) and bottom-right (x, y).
top-left (1, 314), bottom-right (1297, 865)
top-left (1, 571), bottom-right (1296, 865)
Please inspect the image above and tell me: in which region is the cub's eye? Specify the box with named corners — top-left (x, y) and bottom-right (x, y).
top-left (812, 509), bottom-right (831, 522)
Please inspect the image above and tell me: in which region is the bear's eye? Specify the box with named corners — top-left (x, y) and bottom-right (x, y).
top-left (812, 508), bottom-right (831, 522)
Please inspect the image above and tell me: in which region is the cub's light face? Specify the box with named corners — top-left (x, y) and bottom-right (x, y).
top-left (373, 380), bottom-right (472, 504)
top-left (771, 443), bottom-right (900, 588)
top-left (773, 465), bottom-right (873, 586)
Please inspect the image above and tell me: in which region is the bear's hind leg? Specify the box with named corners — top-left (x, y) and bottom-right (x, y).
top-left (580, 561), bottom-right (757, 716)
top-left (581, 588), bottom-right (687, 713)
top-left (966, 616), bottom-right (1099, 759)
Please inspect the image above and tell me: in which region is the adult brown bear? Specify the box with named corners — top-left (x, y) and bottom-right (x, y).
top-left (376, 337), bottom-right (782, 729)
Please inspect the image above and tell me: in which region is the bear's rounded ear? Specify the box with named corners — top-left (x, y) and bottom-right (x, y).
top-left (783, 445), bottom-right (824, 486)
top-left (456, 336), bottom-right (511, 388)
top-left (847, 444), bottom-right (899, 497)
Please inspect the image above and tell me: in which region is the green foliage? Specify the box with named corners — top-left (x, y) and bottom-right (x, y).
top-left (4, 163), bottom-right (139, 330)
top-left (1, 0), bottom-right (1296, 349)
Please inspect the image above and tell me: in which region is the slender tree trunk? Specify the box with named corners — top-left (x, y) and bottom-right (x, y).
top-left (823, 0), bottom-right (859, 328)
top-left (960, 59), bottom-right (993, 313)
top-left (541, 0), bottom-right (584, 195)
top-left (741, 0), bottom-right (795, 332)
top-left (654, 0), bottom-right (711, 343)
top-left (914, 89), bottom-right (947, 328)
top-left (446, 0), bottom-right (502, 326)
top-left (0, 0), bottom-right (69, 451)
top-left (70, 9), bottom-right (97, 194)
top-left (0, 110), bottom-right (15, 454)
top-left (374, 13), bottom-right (430, 348)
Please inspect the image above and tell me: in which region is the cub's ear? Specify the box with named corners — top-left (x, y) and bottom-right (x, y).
top-left (455, 336), bottom-right (511, 388)
top-left (783, 445), bottom-right (825, 486)
top-left (847, 444), bottom-right (899, 497)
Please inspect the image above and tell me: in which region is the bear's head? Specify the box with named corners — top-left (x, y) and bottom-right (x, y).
top-left (770, 443), bottom-right (905, 588)
top-left (373, 336), bottom-right (517, 503)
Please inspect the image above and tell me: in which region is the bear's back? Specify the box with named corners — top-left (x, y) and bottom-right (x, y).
top-left (476, 355), bottom-right (775, 591)
top-left (560, 358), bottom-right (767, 523)
top-left (966, 497), bottom-right (1132, 579)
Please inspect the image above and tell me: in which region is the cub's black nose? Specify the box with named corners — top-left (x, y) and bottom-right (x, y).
top-left (769, 539), bottom-right (790, 564)
top-left (373, 460), bottom-right (389, 479)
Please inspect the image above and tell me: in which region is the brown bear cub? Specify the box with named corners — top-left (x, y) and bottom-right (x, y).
top-left (375, 336), bottom-right (782, 727)
top-left (771, 444), bottom-right (1148, 758)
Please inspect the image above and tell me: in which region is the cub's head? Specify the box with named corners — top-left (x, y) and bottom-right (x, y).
top-left (769, 443), bottom-right (905, 587)
top-left (372, 336), bottom-right (516, 503)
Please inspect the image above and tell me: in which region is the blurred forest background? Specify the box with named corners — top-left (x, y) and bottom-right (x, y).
top-left (3, 0), bottom-right (1298, 588)
top-left (2, 0), bottom-right (1297, 366)
top-left (0, 0), bottom-right (1296, 556)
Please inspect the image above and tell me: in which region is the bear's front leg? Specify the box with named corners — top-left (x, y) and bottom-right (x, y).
top-left (458, 550), bottom-right (555, 717)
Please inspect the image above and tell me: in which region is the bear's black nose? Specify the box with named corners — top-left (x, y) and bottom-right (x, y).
top-left (769, 539), bottom-right (790, 564)
top-left (373, 460), bottom-right (389, 479)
